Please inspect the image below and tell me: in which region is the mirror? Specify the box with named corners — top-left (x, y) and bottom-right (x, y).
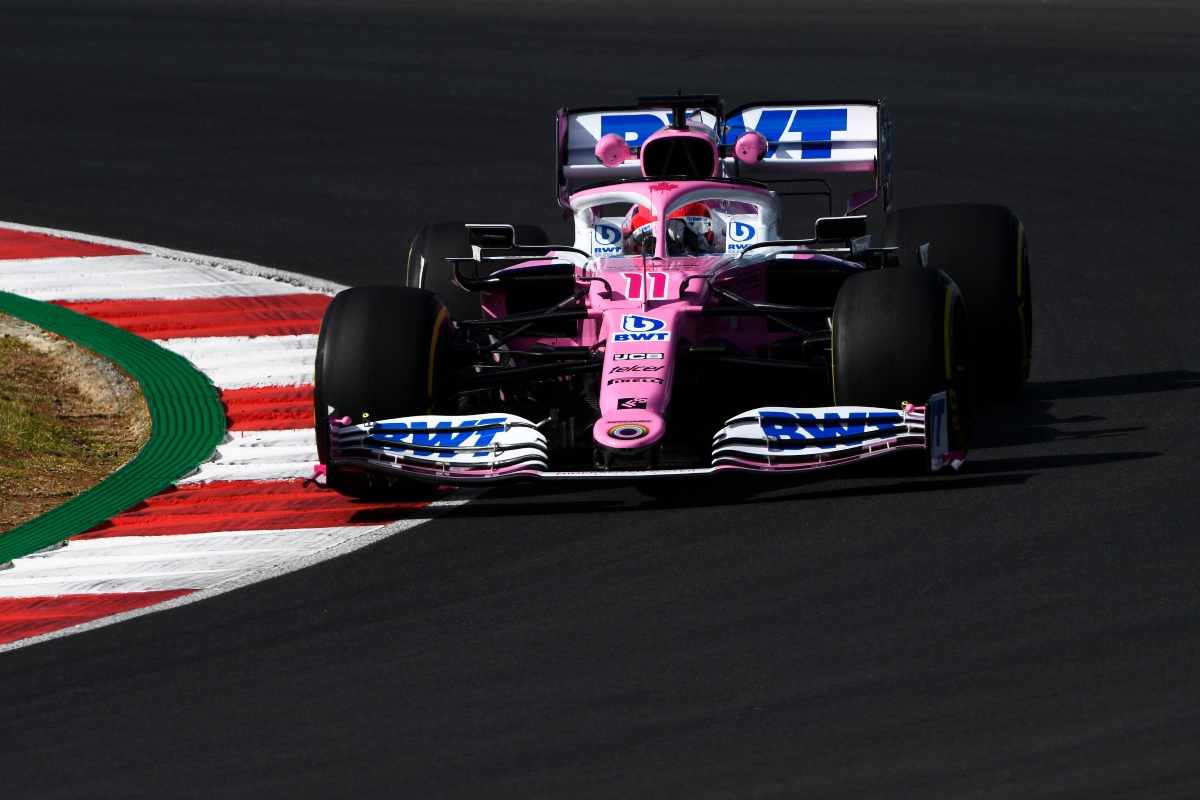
top-left (465, 224), bottom-right (515, 250)
top-left (814, 215), bottom-right (868, 242)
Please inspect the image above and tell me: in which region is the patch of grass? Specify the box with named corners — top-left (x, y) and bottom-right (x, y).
top-left (0, 329), bottom-right (149, 533)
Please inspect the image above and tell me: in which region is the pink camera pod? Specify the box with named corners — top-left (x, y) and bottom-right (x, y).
top-left (594, 133), bottom-right (632, 167)
top-left (733, 130), bottom-right (769, 164)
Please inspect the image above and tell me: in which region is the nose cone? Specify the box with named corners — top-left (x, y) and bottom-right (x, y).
top-left (592, 410), bottom-right (666, 451)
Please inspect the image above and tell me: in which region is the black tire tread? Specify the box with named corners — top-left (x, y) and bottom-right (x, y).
top-left (884, 203), bottom-right (1031, 400)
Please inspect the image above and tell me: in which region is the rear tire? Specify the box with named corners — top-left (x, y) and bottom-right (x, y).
top-left (884, 204), bottom-right (1031, 400)
top-left (406, 222), bottom-right (551, 319)
top-left (314, 286), bottom-right (451, 499)
top-left (832, 267), bottom-right (973, 464)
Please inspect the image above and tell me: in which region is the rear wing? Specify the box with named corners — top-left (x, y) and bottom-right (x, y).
top-left (722, 100), bottom-right (892, 214)
top-left (556, 98), bottom-right (892, 214)
top-left (556, 105), bottom-right (720, 207)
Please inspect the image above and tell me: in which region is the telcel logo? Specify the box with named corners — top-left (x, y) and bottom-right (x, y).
top-left (612, 352), bottom-right (664, 360)
top-left (614, 314), bottom-right (670, 342)
top-left (592, 222), bottom-right (623, 256)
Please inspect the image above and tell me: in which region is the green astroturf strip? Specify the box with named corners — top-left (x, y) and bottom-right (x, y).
top-left (0, 291), bottom-right (226, 563)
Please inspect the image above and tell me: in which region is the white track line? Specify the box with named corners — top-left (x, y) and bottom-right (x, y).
top-left (0, 526), bottom-right (384, 596)
top-left (0, 490), bottom-right (482, 652)
top-left (0, 219), bottom-right (348, 295)
top-left (180, 429), bottom-right (319, 483)
top-left (0, 254), bottom-right (314, 301)
top-left (156, 335), bottom-right (318, 389)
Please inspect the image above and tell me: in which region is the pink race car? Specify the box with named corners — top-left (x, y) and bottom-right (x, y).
top-left (313, 94), bottom-right (1031, 495)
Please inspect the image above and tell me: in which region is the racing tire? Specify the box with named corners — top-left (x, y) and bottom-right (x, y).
top-left (884, 204), bottom-right (1031, 400)
top-left (314, 285), bottom-right (451, 499)
top-left (406, 222), bottom-right (551, 320)
top-left (832, 266), bottom-right (973, 469)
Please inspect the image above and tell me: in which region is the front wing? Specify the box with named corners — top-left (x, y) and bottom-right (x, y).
top-left (324, 393), bottom-right (964, 485)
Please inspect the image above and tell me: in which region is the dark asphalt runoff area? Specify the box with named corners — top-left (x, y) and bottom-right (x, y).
top-left (1, 1), bottom-right (1198, 796)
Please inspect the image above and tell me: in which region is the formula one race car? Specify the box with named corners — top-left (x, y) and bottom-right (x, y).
top-left (313, 94), bottom-right (1031, 495)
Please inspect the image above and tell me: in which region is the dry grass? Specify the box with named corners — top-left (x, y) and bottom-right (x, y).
top-left (0, 315), bottom-right (150, 533)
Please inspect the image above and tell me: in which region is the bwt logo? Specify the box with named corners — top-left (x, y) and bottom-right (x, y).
top-left (622, 314), bottom-right (664, 332)
top-left (595, 222), bottom-right (621, 245)
top-left (759, 411), bottom-right (901, 450)
top-left (614, 314), bottom-right (670, 342)
top-left (372, 418), bottom-right (506, 458)
top-left (593, 222), bottom-right (622, 255)
top-left (728, 221), bottom-right (756, 242)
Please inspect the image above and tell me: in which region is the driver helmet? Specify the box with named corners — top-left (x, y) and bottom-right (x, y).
top-left (623, 201), bottom-right (713, 256)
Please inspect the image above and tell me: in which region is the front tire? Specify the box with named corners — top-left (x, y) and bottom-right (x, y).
top-left (314, 286), bottom-right (450, 498)
top-left (884, 204), bottom-right (1031, 400)
top-left (832, 267), bottom-right (973, 464)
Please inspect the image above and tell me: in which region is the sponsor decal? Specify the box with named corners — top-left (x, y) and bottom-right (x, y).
top-left (600, 113), bottom-right (671, 144)
top-left (607, 377), bottom-right (664, 385)
top-left (759, 410), bottom-right (902, 450)
top-left (608, 365), bottom-right (663, 374)
top-left (788, 108), bottom-right (849, 160)
top-left (612, 352), bottom-right (664, 361)
top-left (728, 221), bottom-right (755, 243)
top-left (614, 314), bottom-right (670, 342)
top-left (617, 397), bottom-right (648, 410)
top-left (721, 107), bottom-right (849, 160)
top-left (607, 423), bottom-right (649, 440)
top-left (592, 221), bottom-right (623, 256)
top-left (369, 417), bottom-right (507, 458)
top-left (724, 215), bottom-right (760, 253)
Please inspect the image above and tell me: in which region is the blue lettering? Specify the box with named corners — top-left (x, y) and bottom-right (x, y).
top-left (409, 420), bottom-right (472, 456)
top-left (600, 113), bottom-right (669, 144)
top-left (471, 417), bottom-right (509, 456)
top-left (761, 410), bottom-right (900, 449)
top-left (787, 108), bottom-right (848, 160)
top-left (614, 332), bottom-right (669, 342)
top-left (755, 110), bottom-right (794, 157)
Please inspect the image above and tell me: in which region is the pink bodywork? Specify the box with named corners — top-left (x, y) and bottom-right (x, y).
top-left (480, 179), bottom-right (838, 459)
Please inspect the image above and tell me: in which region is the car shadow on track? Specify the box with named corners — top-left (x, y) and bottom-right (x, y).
top-left (440, 371), bottom-right (1194, 516)
top-left (1026, 370), bottom-right (1200, 400)
top-left (970, 370), bottom-right (1200, 451)
top-left (450, 473), bottom-right (1038, 516)
top-left (963, 450), bottom-right (1161, 474)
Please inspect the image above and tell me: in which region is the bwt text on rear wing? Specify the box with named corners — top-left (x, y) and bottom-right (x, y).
top-left (556, 98), bottom-right (892, 215)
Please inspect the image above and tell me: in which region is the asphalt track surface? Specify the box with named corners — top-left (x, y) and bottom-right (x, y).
top-left (1, 1), bottom-right (1198, 796)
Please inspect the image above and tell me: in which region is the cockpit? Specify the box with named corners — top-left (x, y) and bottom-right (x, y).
top-left (572, 186), bottom-right (780, 260)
